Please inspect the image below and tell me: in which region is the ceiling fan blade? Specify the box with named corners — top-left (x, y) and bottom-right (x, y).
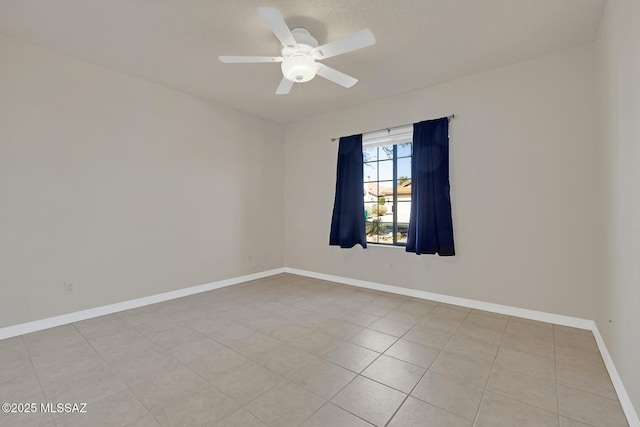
top-left (316, 63), bottom-right (358, 88)
top-left (311, 29), bottom-right (375, 60)
top-left (257, 7), bottom-right (298, 49)
top-left (276, 77), bottom-right (294, 95)
top-left (219, 56), bottom-right (283, 63)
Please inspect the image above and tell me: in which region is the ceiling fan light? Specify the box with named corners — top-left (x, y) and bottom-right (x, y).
top-left (281, 56), bottom-right (318, 83)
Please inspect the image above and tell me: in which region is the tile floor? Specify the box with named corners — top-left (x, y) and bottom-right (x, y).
top-left (0, 273), bottom-right (629, 427)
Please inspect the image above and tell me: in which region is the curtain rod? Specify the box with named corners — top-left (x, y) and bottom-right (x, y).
top-left (330, 114), bottom-right (455, 142)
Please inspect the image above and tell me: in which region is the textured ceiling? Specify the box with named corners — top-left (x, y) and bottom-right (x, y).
top-left (0, 0), bottom-right (605, 124)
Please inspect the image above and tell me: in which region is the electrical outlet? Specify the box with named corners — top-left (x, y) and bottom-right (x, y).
top-left (64, 282), bottom-right (76, 295)
top-left (247, 255), bottom-right (253, 264)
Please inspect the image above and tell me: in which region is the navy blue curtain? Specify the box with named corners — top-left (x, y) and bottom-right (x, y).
top-left (406, 118), bottom-right (455, 256)
top-left (330, 134), bottom-right (367, 248)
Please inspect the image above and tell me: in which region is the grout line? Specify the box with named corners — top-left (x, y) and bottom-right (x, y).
top-left (470, 315), bottom-right (508, 426)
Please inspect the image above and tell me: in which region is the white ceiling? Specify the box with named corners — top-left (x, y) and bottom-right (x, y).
top-left (0, 0), bottom-right (605, 124)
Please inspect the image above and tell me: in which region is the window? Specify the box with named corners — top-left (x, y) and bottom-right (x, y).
top-left (363, 127), bottom-right (412, 246)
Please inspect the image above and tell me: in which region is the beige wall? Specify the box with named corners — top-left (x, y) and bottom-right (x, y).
top-left (0, 35), bottom-right (284, 328)
top-left (595, 0), bottom-right (640, 414)
top-left (284, 44), bottom-right (601, 319)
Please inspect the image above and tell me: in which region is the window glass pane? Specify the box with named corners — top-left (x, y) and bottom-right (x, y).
top-left (364, 202), bottom-right (376, 222)
top-left (397, 142), bottom-right (412, 158)
top-left (364, 184), bottom-right (379, 204)
top-left (378, 160), bottom-right (393, 181)
top-left (363, 146), bottom-right (378, 162)
top-left (396, 178), bottom-right (411, 200)
top-left (380, 145), bottom-right (394, 160)
top-left (397, 157), bottom-right (411, 180)
top-left (378, 181), bottom-right (393, 204)
top-left (361, 141), bottom-right (414, 247)
top-left (396, 201), bottom-right (412, 227)
top-left (363, 162), bottom-right (377, 182)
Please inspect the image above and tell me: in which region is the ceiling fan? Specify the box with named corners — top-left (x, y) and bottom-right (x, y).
top-left (219, 7), bottom-right (376, 95)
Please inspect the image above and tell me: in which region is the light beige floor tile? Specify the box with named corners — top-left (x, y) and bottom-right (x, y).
top-left (164, 335), bottom-right (224, 365)
top-left (367, 318), bottom-right (413, 337)
top-left (384, 300), bottom-right (437, 324)
top-left (22, 325), bottom-right (86, 355)
top-left (384, 339), bottom-right (440, 368)
top-left (556, 360), bottom-right (617, 400)
top-left (558, 385), bottom-right (628, 427)
top-left (29, 340), bottom-right (98, 369)
top-left (387, 396), bottom-right (471, 427)
top-left (455, 322), bottom-right (504, 345)
top-left (0, 354), bottom-right (35, 383)
top-left (130, 365), bottom-right (210, 413)
top-left (268, 323), bottom-right (313, 341)
top-left (227, 332), bottom-right (281, 360)
top-left (139, 322), bottom-right (205, 350)
top-left (44, 364), bottom-right (126, 405)
top-left (36, 354), bottom-right (110, 392)
top-left (125, 414), bottom-right (162, 427)
top-left (348, 329), bottom-right (397, 353)
top-left (323, 341), bottom-right (379, 373)
top-left (257, 344), bottom-right (320, 375)
top-left (288, 331), bottom-right (342, 354)
top-left (505, 318), bottom-right (554, 341)
top-left (0, 410), bottom-right (55, 427)
top-left (318, 319), bottom-right (362, 340)
top-left (411, 371), bottom-right (483, 421)
top-left (554, 325), bottom-right (592, 336)
top-left (555, 345), bottom-right (606, 371)
top-left (500, 332), bottom-right (555, 360)
top-left (419, 308), bottom-right (468, 334)
top-left (215, 409), bottom-right (267, 427)
top-left (555, 330), bottom-right (599, 353)
top-left (0, 277), bottom-right (629, 427)
top-left (476, 391), bottom-right (558, 427)
top-left (151, 386), bottom-right (239, 427)
top-left (53, 389), bottom-right (149, 427)
top-left (0, 371), bottom-right (44, 402)
top-left (245, 382), bottom-right (325, 427)
top-left (436, 303), bottom-right (472, 313)
top-left (444, 335), bottom-right (499, 361)
top-left (88, 328), bottom-right (157, 363)
top-left (73, 314), bottom-right (130, 340)
top-left (287, 359), bottom-right (356, 400)
top-left (403, 325), bottom-right (452, 349)
top-left (494, 347), bottom-right (556, 381)
top-left (487, 365), bottom-right (558, 412)
top-left (464, 312), bottom-right (508, 331)
top-left (344, 311), bottom-right (379, 328)
top-left (301, 403), bottom-right (373, 427)
top-left (0, 337), bottom-right (28, 363)
top-left (429, 351), bottom-right (493, 389)
top-left (331, 376), bottom-right (406, 427)
top-left (559, 416), bottom-right (592, 427)
top-left (362, 355), bottom-right (425, 393)
top-left (210, 363), bottom-right (281, 405)
top-left (108, 349), bottom-right (181, 387)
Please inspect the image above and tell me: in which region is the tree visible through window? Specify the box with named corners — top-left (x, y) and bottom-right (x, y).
top-left (363, 142), bottom-right (412, 245)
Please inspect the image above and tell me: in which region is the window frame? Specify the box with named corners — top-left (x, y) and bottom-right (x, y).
top-left (363, 128), bottom-right (413, 247)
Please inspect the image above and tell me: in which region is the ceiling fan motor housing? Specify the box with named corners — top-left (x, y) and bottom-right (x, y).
top-left (281, 28), bottom-right (319, 82)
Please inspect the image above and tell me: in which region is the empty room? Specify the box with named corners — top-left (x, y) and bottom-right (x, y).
top-left (0, 1), bottom-right (638, 426)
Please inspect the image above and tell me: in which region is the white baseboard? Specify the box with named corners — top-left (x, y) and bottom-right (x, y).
top-left (285, 267), bottom-right (593, 329)
top-left (0, 268), bottom-right (285, 340)
top-left (592, 326), bottom-right (640, 427)
top-left (285, 267), bottom-right (639, 426)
